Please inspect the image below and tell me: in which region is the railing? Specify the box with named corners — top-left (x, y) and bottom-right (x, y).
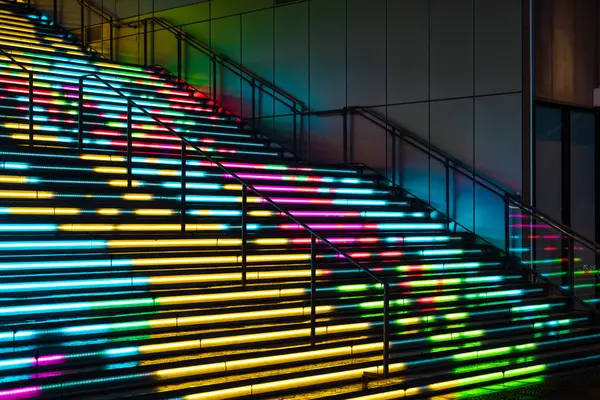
top-left (75, 0), bottom-right (115, 59)
top-left (308, 106), bottom-right (600, 315)
top-left (68, 0), bottom-right (305, 159)
top-left (77, 73), bottom-right (391, 377)
top-left (0, 48), bottom-right (33, 143)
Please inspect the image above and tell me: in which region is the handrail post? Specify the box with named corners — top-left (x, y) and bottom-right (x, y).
top-left (28, 71), bottom-right (33, 146)
top-left (78, 77), bottom-right (84, 151)
top-left (181, 138), bottom-right (186, 232)
top-left (109, 16), bottom-right (114, 61)
top-left (143, 20), bottom-right (148, 66)
top-left (177, 36), bottom-right (182, 81)
top-left (212, 59), bottom-right (217, 101)
top-left (504, 195), bottom-right (510, 256)
top-left (310, 233), bottom-right (317, 345)
top-left (445, 160), bottom-right (450, 226)
top-left (251, 78), bottom-right (256, 130)
top-left (80, 3), bottom-right (85, 51)
top-left (241, 185), bottom-right (248, 287)
top-left (293, 111), bottom-right (298, 161)
top-left (53, 0), bottom-right (58, 30)
top-left (568, 237), bottom-right (575, 295)
top-left (383, 282), bottom-right (390, 378)
top-left (391, 130), bottom-right (396, 186)
top-left (343, 108), bottom-right (348, 164)
top-left (126, 100), bottom-right (132, 188)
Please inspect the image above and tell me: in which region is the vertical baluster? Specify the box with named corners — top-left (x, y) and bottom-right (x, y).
top-left (78, 77), bottom-right (84, 151)
top-left (181, 139), bottom-right (186, 232)
top-left (383, 282), bottom-right (390, 377)
top-left (28, 72), bottom-right (33, 146)
top-left (310, 233), bottom-right (316, 345)
top-left (126, 101), bottom-right (132, 188)
top-left (241, 186), bottom-right (248, 286)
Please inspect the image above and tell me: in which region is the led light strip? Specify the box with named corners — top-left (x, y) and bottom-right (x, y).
top-left (0, 235), bottom-right (461, 251)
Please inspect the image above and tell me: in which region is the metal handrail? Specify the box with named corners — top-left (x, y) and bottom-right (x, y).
top-left (71, 0), bottom-right (305, 157)
top-left (344, 106), bottom-right (600, 254)
top-left (77, 73), bottom-right (390, 377)
top-left (75, 0), bottom-right (114, 59)
top-left (0, 47), bottom-right (33, 143)
top-left (322, 105), bottom-right (600, 315)
top-left (72, 0), bottom-right (304, 113)
top-left (76, 0), bottom-right (117, 27)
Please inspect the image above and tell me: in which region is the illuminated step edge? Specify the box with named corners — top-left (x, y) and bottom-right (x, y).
top-left (4, 133), bottom-right (283, 158)
top-left (0, 312), bottom-right (576, 374)
top-left (0, 300), bottom-right (571, 348)
top-left (0, 47), bottom-right (172, 80)
top-left (0, 235), bottom-right (462, 251)
top-left (0, 284), bottom-right (546, 319)
top-left (0, 151), bottom-right (361, 175)
top-left (0, 223), bottom-right (445, 232)
top-left (0, 207), bottom-right (423, 219)
top-left (0, 174), bottom-right (388, 196)
top-left (0, 158), bottom-right (370, 184)
top-left (0, 190), bottom-right (405, 207)
top-left (0, 327), bottom-right (592, 391)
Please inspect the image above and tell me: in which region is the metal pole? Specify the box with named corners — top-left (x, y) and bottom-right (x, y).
top-left (241, 185), bottom-right (247, 286)
top-left (78, 77), bottom-right (84, 151)
top-left (212, 59), bottom-right (217, 101)
top-left (143, 20), bottom-right (148, 67)
top-left (251, 78), bottom-right (256, 129)
top-left (310, 233), bottom-right (317, 344)
top-left (383, 282), bottom-right (390, 377)
top-left (80, 4), bottom-right (85, 51)
top-left (445, 162), bottom-right (450, 225)
top-left (568, 237), bottom-right (575, 295)
top-left (126, 101), bottom-right (132, 188)
top-left (343, 109), bottom-right (348, 164)
top-left (28, 72), bottom-right (33, 146)
top-left (181, 139), bottom-right (186, 232)
top-left (504, 196), bottom-right (510, 255)
top-left (293, 111), bottom-right (298, 160)
top-left (177, 37), bottom-right (182, 81)
top-left (53, 0), bottom-right (57, 27)
top-left (109, 17), bottom-right (114, 61)
top-left (391, 133), bottom-right (396, 186)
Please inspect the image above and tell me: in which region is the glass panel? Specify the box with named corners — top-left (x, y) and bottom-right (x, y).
top-left (535, 106), bottom-right (562, 221)
top-left (474, 184), bottom-right (505, 250)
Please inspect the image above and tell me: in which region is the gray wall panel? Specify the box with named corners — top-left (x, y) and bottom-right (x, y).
top-left (274, 2), bottom-right (309, 114)
top-left (309, 0), bottom-right (346, 111)
top-left (241, 9), bottom-right (275, 119)
top-left (430, 0), bottom-right (474, 99)
top-left (387, 0), bottom-right (430, 104)
top-left (474, 94), bottom-right (523, 193)
top-left (430, 99), bottom-right (474, 167)
top-left (346, 0), bottom-right (386, 106)
top-left (475, 0), bottom-right (522, 95)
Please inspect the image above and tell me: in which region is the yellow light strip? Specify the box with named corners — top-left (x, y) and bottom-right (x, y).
top-left (159, 288), bottom-right (306, 305)
top-left (123, 194), bottom-right (153, 201)
top-left (107, 238), bottom-right (242, 248)
top-left (94, 167), bottom-right (127, 174)
top-left (82, 154), bottom-right (127, 162)
top-left (185, 362), bottom-right (406, 399)
top-left (0, 175), bottom-right (28, 184)
top-left (157, 343), bottom-right (385, 379)
top-left (7, 207), bottom-right (79, 215)
top-left (108, 180), bottom-right (142, 187)
top-left (134, 209), bottom-right (174, 216)
top-left (0, 190), bottom-right (54, 199)
top-left (171, 306), bottom-right (334, 328)
top-left (98, 208), bottom-right (120, 215)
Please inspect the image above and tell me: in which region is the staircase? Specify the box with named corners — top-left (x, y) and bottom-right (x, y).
top-left (0, 1), bottom-right (599, 399)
